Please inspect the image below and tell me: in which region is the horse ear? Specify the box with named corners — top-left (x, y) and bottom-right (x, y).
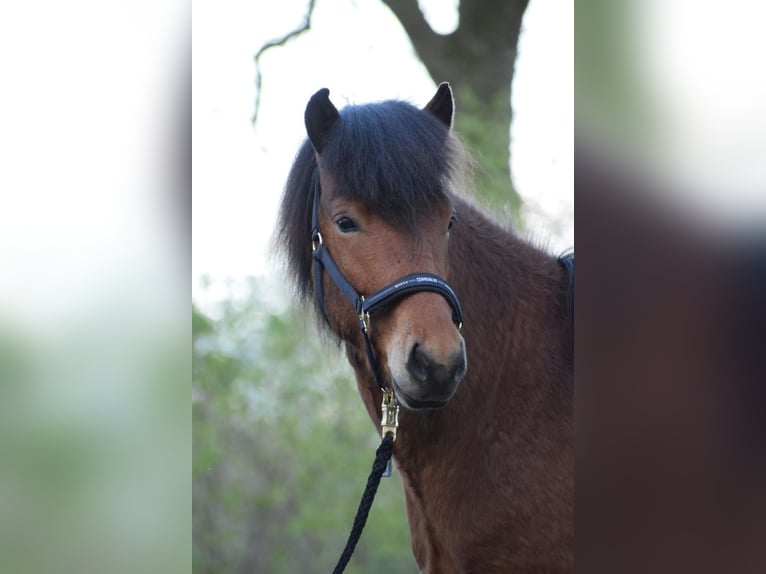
top-left (305, 88), bottom-right (339, 153)
top-left (424, 82), bottom-right (454, 129)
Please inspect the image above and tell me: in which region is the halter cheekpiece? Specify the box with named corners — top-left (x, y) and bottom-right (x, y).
top-left (310, 173), bottom-right (464, 395)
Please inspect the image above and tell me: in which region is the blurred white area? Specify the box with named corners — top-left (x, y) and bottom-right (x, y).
top-left (512, 0), bottom-right (574, 250)
top-left (637, 0), bottom-right (766, 226)
top-left (0, 0), bottom-right (188, 332)
top-left (192, 0), bottom-right (574, 297)
top-left (417, 0), bottom-right (459, 34)
top-left (0, 2), bottom-right (189, 573)
top-left (194, 0), bottom-right (433, 287)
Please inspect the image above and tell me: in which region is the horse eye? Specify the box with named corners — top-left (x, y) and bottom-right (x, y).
top-left (334, 216), bottom-right (359, 234)
top-left (447, 214), bottom-right (457, 232)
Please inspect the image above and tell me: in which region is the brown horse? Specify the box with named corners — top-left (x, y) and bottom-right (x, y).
top-left (277, 84), bottom-right (573, 573)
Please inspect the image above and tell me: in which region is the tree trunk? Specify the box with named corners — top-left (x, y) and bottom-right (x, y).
top-left (382, 0), bottom-right (529, 215)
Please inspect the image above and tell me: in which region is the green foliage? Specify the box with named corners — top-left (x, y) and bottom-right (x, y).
top-left (453, 85), bottom-right (523, 224)
top-left (193, 277), bottom-right (417, 573)
top-left (575, 0), bottom-right (653, 141)
top-left (0, 302), bottom-right (189, 574)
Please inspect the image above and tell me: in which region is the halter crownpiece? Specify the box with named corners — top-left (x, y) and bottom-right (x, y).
top-left (309, 174), bottom-right (465, 396)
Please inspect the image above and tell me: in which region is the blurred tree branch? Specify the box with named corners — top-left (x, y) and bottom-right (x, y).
top-left (253, 0), bottom-right (317, 125)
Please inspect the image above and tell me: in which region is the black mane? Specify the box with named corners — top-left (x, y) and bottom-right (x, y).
top-left (276, 98), bottom-right (466, 305)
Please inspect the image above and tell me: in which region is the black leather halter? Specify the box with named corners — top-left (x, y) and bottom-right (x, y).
top-left (310, 174), bottom-right (464, 391)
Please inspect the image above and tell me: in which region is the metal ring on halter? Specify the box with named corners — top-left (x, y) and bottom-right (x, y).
top-left (358, 296), bottom-right (370, 333)
top-left (312, 232), bottom-right (323, 252)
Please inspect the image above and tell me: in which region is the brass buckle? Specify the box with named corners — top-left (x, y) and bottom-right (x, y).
top-left (381, 388), bottom-right (399, 441)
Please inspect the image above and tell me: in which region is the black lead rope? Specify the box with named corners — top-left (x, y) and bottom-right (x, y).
top-left (332, 433), bottom-right (395, 574)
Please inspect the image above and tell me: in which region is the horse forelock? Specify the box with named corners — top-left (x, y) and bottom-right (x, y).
top-left (276, 99), bottom-right (469, 313)
top-left (319, 100), bottom-right (462, 229)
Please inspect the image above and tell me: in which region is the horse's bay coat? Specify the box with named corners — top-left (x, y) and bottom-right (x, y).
top-left (277, 84), bottom-right (573, 573)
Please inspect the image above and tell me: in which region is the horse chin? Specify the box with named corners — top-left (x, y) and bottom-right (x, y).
top-left (390, 378), bottom-right (452, 411)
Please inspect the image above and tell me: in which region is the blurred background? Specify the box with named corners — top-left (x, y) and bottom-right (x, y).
top-left (576, 2), bottom-right (766, 573)
top-left (1, 1), bottom-right (189, 574)
top-left (1, 0), bottom-right (764, 573)
top-left (193, 1), bottom-right (571, 572)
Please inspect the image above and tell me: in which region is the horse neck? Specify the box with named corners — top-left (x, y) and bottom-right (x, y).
top-left (452, 196), bottom-right (569, 372)
top-left (394, 197), bottom-right (572, 465)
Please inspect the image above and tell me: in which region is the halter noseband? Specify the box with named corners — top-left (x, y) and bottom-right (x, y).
top-left (310, 174), bottom-right (464, 393)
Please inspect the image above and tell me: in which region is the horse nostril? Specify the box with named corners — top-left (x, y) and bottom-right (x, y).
top-left (406, 341), bottom-right (466, 386)
top-left (451, 351), bottom-right (467, 384)
top-left (406, 342), bottom-right (430, 383)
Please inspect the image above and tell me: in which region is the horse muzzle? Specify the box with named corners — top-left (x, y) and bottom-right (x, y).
top-left (389, 335), bottom-right (467, 410)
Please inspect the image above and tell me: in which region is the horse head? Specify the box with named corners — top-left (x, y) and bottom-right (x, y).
top-left (303, 85), bottom-right (467, 409)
